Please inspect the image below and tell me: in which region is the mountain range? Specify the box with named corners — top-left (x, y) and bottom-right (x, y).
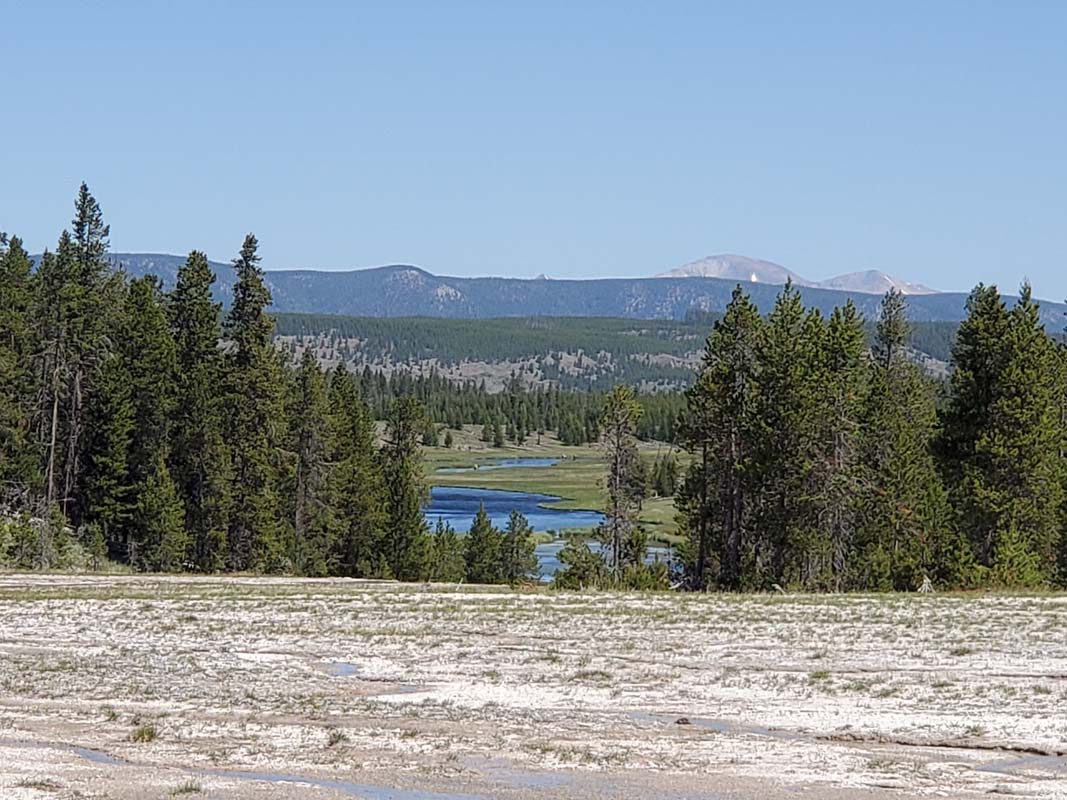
top-left (102, 252), bottom-right (1067, 325)
top-left (656, 254), bottom-right (938, 295)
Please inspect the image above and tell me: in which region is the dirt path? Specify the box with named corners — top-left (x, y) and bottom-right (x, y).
top-left (0, 575), bottom-right (1064, 798)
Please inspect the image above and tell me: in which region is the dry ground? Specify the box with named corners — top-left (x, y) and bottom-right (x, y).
top-left (0, 575), bottom-right (1065, 799)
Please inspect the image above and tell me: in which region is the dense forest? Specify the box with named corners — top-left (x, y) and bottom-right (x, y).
top-left (0, 186), bottom-right (674, 581)
top-left (674, 283), bottom-right (1067, 591)
top-left (3, 185), bottom-right (1066, 591)
top-left (274, 310), bottom-right (960, 391)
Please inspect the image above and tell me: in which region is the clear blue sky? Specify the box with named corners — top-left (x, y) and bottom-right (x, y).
top-left (3, 1), bottom-right (1065, 296)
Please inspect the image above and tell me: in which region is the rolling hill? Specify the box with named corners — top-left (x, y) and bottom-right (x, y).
top-left (104, 252), bottom-right (1067, 325)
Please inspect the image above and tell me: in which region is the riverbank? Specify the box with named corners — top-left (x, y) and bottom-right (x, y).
top-left (422, 426), bottom-right (681, 543)
top-left (1, 575), bottom-right (1065, 799)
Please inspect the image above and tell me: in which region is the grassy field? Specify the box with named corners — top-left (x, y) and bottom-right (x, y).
top-left (422, 426), bottom-right (682, 543)
top-left (1, 575), bottom-right (1065, 799)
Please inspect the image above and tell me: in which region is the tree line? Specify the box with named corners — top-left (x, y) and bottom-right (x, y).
top-left (0, 185), bottom-right (548, 580)
top-left (676, 282), bottom-right (1067, 591)
top-left (6, 184), bottom-right (1066, 592)
top-left (278, 360), bottom-right (684, 446)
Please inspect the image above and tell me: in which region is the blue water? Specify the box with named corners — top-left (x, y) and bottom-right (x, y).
top-left (435, 457), bottom-right (560, 474)
top-left (424, 486), bottom-right (602, 534)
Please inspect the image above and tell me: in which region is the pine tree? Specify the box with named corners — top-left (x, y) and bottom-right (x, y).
top-left (289, 350), bottom-right (332, 575)
top-left (678, 286), bottom-right (762, 589)
top-left (429, 518), bottom-right (466, 582)
top-left (749, 283), bottom-right (822, 589)
top-left (500, 509), bottom-right (538, 583)
top-left (856, 290), bottom-right (965, 590)
top-left (597, 385), bottom-right (644, 583)
top-left (465, 505), bottom-right (502, 584)
top-left (939, 284), bottom-right (1062, 586)
top-left (0, 235), bottom-right (37, 496)
top-left (79, 352), bottom-right (133, 558)
top-left (169, 251), bottom-right (230, 571)
top-left (553, 540), bottom-right (606, 589)
top-left (35, 184), bottom-right (116, 519)
top-left (119, 277), bottom-right (181, 568)
top-left (380, 396), bottom-right (431, 580)
top-left (224, 234), bottom-right (287, 572)
top-left (813, 301), bottom-right (866, 588)
top-left (327, 369), bottom-right (386, 577)
top-left (137, 452), bottom-right (188, 571)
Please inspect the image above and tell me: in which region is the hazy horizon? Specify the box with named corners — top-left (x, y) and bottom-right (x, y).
top-left (4, 2), bottom-right (1065, 296)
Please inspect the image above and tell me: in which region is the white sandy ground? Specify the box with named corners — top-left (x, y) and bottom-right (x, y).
top-left (0, 575), bottom-right (1065, 799)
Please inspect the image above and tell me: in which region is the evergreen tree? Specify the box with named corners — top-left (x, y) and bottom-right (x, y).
top-left (35, 184), bottom-right (116, 518)
top-left (119, 277), bottom-right (182, 567)
top-left (137, 452), bottom-right (188, 571)
top-left (380, 396), bottom-right (431, 580)
top-left (553, 540), bottom-right (606, 589)
top-left (0, 235), bottom-right (37, 495)
top-left (79, 352), bottom-right (133, 558)
top-left (678, 286), bottom-right (762, 589)
top-left (856, 290), bottom-right (965, 590)
top-left (749, 283), bottom-right (822, 589)
top-left (429, 518), bottom-right (466, 582)
top-left (465, 505), bottom-right (502, 584)
top-left (813, 301), bottom-right (866, 588)
top-left (169, 251), bottom-right (230, 571)
top-left (289, 350), bottom-right (332, 575)
top-left (500, 509), bottom-right (538, 583)
top-left (939, 284), bottom-right (1062, 586)
top-left (597, 385), bottom-right (644, 583)
top-left (327, 369), bottom-right (386, 576)
top-left (224, 234), bottom-right (287, 571)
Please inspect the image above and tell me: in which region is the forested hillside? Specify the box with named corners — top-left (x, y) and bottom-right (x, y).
top-left (273, 312), bottom-right (960, 390)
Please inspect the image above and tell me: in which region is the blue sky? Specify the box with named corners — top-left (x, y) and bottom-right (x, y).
top-left (3, 1), bottom-right (1065, 296)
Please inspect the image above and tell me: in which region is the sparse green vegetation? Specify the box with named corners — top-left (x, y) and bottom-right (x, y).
top-left (129, 722), bottom-right (159, 743)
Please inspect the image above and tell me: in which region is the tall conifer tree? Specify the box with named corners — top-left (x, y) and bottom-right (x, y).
top-left (169, 251), bottom-right (231, 571)
top-left (224, 235), bottom-right (287, 571)
top-left (380, 396), bottom-right (431, 580)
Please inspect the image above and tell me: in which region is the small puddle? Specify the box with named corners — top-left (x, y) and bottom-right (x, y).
top-left (979, 753), bottom-right (1067, 775)
top-left (323, 661), bottom-right (360, 677)
top-left (72, 745), bottom-right (129, 766)
top-left (197, 767), bottom-right (486, 799)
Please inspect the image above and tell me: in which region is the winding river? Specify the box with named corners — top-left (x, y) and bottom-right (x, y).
top-left (424, 457), bottom-right (674, 579)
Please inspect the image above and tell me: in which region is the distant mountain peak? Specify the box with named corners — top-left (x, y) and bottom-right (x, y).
top-left (816, 269), bottom-right (937, 295)
top-left (656, 254), bottom-right (807, 286)
top-left (657, 254), bottom-right (938, 295)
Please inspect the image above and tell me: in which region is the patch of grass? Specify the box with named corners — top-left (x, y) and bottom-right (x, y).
top-left (809, 670), bottom-right (830, 681)
top-left (949, 645), bottom-right (975, 657)
top-left (572, 669), bottom-right (611, 683)
top-left (170, 780), bottom-right (203, 796)
top-left (327, 728), bottom-right (349, 747)
top-left (129, 722), bottom-right (159, 743)
top-left (15, 779), bottom-right (62, 791)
